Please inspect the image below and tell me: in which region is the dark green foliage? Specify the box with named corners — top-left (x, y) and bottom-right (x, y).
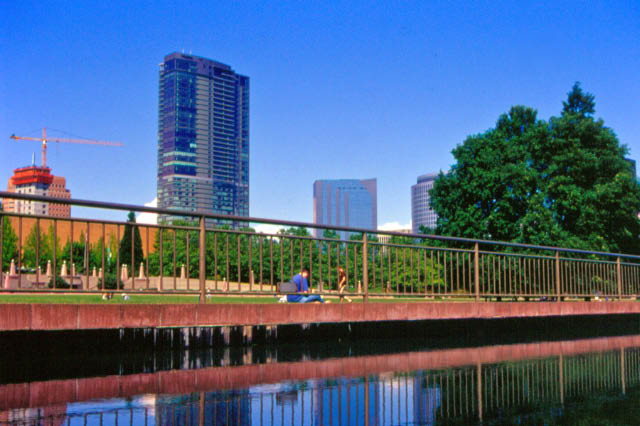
top-left (48, 275), bottom-right (70, 289)
top-left (22, 224), bottom-right (59, 270)
top-left (431, 83), bottom-right (640, 254)
top-left (119, 212), bottom-right (144, 268)
top-left (102, 273), bottom-right (119, 290)
top-left (1, 216), bottom-right (18, 271)
top-left (61, 233), bottom-right (87, 274)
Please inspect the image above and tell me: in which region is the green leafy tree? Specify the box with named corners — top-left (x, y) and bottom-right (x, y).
top-left (431, 83), bottom-right (640, 254)
top-left (22, 223), bottom-right (53, 270)
top-left (61, 230), bottom-right (87, 274)
top-left (1, 217), bottom-right (18, 271)
top-left (119, 212), bottom-right (144, 269)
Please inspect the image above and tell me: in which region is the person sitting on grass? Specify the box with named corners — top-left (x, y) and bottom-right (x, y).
top-left (287, 268), bottom-right (328, 303)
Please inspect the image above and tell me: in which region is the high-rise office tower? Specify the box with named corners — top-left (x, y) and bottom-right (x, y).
top-left (157, 53), bottom-right (249, 223)
top-left (313, 179), bottom-right (377, 239)
top-left (411, 173), bottom-right (438, 233)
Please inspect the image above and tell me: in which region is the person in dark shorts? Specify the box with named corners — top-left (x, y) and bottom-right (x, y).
top-left (337, 266), bottom-right (352, 303)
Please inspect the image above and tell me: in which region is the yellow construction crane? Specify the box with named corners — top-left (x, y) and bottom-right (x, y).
top-left (10, 127), bottom-right (124, 167)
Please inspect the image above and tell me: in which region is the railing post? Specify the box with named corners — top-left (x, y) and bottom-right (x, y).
top-left (616, 256), bottom-right (623, 300)
top-left (199, 216), bottom-right (206, 304)
top-left (555, 251), bottom-right (561, 302)
top-left (362, 234), bottom-right (369, 302)
top-left (474, 243), bottom-right (479, 302)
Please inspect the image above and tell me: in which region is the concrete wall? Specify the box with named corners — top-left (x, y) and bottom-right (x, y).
top-left (1, 301), bottom-right (640, 331)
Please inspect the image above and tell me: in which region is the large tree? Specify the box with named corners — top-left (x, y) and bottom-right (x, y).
top-left (1, 217), bottom-right (18, 271)
top-left (119, 212), bottom-right (144, 269)
top-left (431, 83), bottom-right (640, 254)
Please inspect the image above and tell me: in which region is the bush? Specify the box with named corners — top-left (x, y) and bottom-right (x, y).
top-left (102, 273), bottom-right (119, 290)
top-left (48, 275), bottom-right (70, 289)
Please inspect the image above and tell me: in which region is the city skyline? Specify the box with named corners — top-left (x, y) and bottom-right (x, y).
top-left (2, 2), bottom-right (639, 228)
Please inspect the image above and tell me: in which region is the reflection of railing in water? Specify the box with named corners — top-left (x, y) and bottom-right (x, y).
top-left (2, 347), bottom-right (640, 425)
top-left (2, 191), bottom-right (640, 301)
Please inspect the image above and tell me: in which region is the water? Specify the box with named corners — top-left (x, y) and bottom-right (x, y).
top-left (2, 333), bottom-right (640, 425)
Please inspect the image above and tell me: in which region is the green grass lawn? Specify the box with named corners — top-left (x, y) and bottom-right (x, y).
top-left (0, 293), bottom-right (465, 304)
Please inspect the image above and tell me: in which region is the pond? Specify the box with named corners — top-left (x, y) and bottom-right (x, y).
top-left (2, 329), bottom-right (640, 425)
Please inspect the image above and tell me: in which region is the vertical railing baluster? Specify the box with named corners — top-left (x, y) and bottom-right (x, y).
top-left (249, 233), bottom-right (253, 292)
top-left (53, 219), bottom-right (58, 290)
top-left (199, 216), bottom-right (206, 303)
top-left (145, 225), bottom-right (150, 290)
top-left (186, 230), bottom-right (190, 290)
top-left (173, 229), bottom-right (177, 290)
top-left (269, 235), bottom-right (274, 290)
top-left (101, 222), bottom-right (105, 291)
top-left (86, 222), bottom-right (90, 291)
top-left (159, 227), bottom-right (163, 291)
top-left (36, 217), bottom-right (40, 287)
top-left (236, 232), bottom-right (241, 291)
top-left (226, 233), bottom-right (230, 291)
top-left (259, 235), bottom-right (264, 292)
top-left (362, 233), bottom-right (368, 302)
top-left (474, 243), bottom-right (479, 302)
top-left (555, 251), bottom-right (561, 301)
top-left (617, 257), bottom-right (623, 300)
top-left (279, 235), bottom-right (283, 286)
top-left (213, 232), bottom-right (218, 291)
top-left (116, 223), bottom-right (120, 290)
top-left (131, 222), bottom-right (135, 291)
top-left (0, 214), bottom-right (3, 287)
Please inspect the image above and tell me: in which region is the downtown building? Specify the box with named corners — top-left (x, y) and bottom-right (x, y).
top-left (411, 173), bottom-right (438, 233)
top-left (157, 53), bottom-right (249, 224)
top-left (3, 164), bottom-right (70, 217)
top-left (313, 179), bottom-right (377, 239)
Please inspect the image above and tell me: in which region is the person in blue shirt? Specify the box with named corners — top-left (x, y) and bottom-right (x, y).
top-left (287, 268), bottom-right (327, 303)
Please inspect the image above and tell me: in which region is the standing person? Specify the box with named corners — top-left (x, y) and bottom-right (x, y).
top-left (287, 268), bottom-right (327, 303)
top-left (337, 267), bottom-right (352, 303)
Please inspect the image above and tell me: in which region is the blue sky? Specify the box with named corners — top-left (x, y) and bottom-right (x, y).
top-left (1, 1), bottom-right (639, 227)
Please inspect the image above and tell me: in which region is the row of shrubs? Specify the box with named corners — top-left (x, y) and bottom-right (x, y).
top-left (48, 274), bottom-right (119, 289)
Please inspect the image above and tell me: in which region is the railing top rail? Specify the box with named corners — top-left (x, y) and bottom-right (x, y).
top-left (2, 191), bottom-right (640, 261)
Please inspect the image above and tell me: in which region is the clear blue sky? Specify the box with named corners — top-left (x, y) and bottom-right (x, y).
top-left (1, 1), bottom-right (639, 226)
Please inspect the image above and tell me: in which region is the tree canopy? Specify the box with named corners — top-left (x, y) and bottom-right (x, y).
top-left (430, 83), bottom-right (640, 254)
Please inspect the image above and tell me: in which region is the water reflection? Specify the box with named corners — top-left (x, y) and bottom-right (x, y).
top-left (2, 337), bottom-right (640, 425)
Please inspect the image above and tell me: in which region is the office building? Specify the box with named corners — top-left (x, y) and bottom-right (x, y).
top-left (411, 173), bottom-right (438, 233)
top-left (157, 53), bottom-right (249, 223)
top-left (4, 164), bottom-right (71, 217)
top-left (313, 179), bottom-right (377, 239)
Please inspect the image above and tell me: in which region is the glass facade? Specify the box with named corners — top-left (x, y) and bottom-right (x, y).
top-left (157, 53), bottom-right (249, 224)
top-left (313, 179), bottom-right (377, 239)
top-left (411, 173), bottom-right (438, 233)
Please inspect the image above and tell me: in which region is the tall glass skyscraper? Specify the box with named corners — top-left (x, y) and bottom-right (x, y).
top-left (411, 173), bottom-right (438, 233)
top-left (313, 179), bottom-right (377, 239)
top-left (157, 53), bottom-right (249, 224)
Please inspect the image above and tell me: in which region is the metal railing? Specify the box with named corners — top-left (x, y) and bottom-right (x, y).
top-left (1, 191), bottom-right (640, 302)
